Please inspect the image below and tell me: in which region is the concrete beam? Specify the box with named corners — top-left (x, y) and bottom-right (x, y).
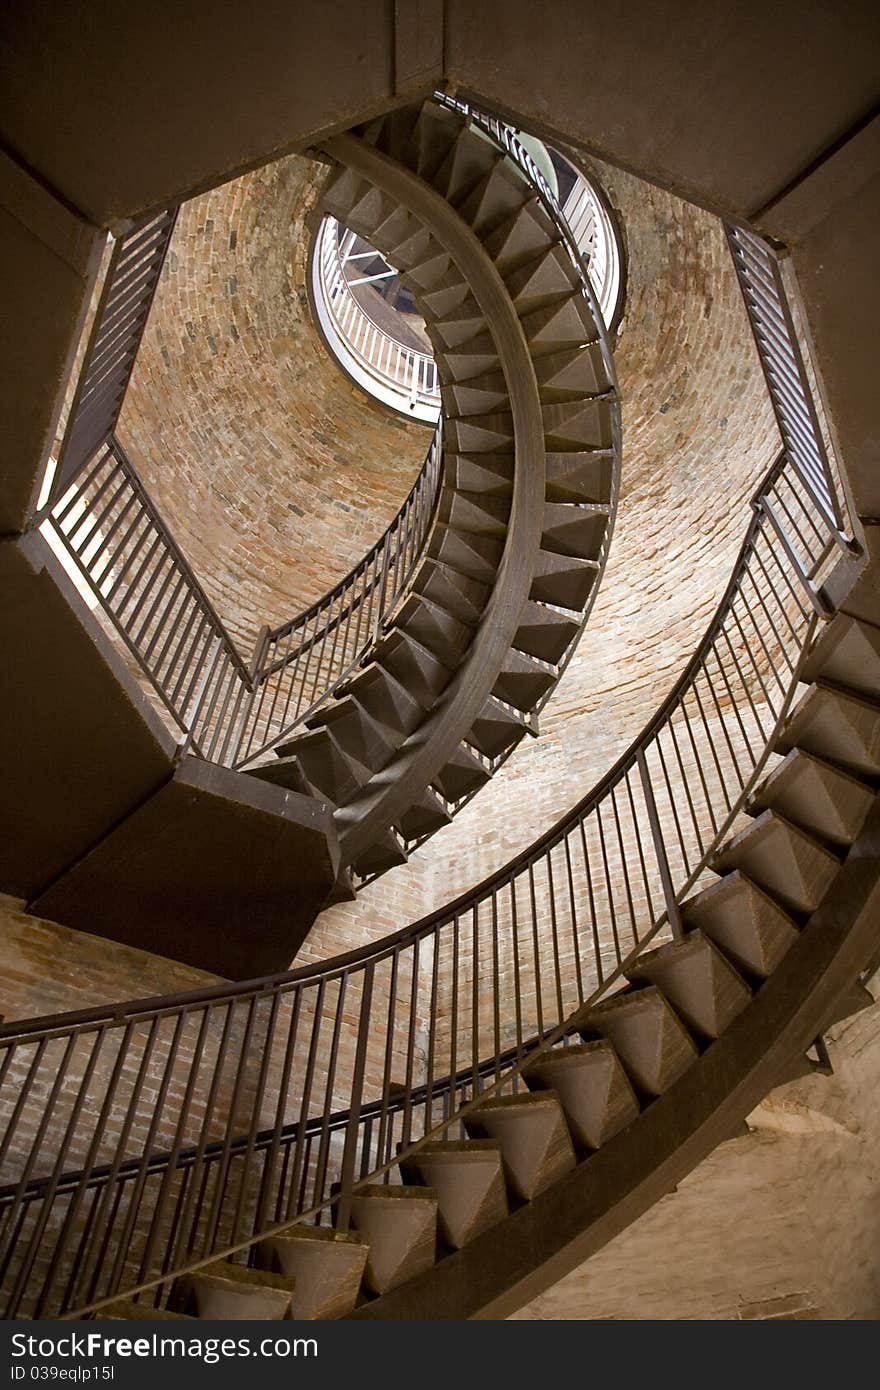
top-left (0, 532), bottom-right (177, 899)
top-left (0, 152), bottom-right (103, 534)
top-left (757, 119), bottom-right (880, 523)
top-left (0, 1), bottom-right (445, 226)
top-left (31, 756), bottom-right (340, 981)
top-left (444, 0), bottom-right (880, 222)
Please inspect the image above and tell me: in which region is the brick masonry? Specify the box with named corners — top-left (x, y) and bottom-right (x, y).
top-left (0, 139), bottom-right (874, 1320)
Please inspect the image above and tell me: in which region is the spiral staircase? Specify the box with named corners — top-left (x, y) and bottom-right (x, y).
top-left (249, 98), bottom-right (619, 881)
top-left (1, 8), bottom-right (879, 1325)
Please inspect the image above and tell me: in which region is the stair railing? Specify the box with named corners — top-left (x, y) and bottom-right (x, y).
top-left (725, 223), bottom-right (856, 574)
top-left (310, 216), bottom-right (441, 422)
top-left (39, 93), bottom-right (619, 784)
top-left (0, 442), bottom-right (843, 1319)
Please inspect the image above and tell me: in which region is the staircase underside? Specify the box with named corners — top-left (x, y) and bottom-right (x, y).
top-left (349, 803), bottom-right (880, 1318)
top-left (0, 532), bottom-right (339, 977)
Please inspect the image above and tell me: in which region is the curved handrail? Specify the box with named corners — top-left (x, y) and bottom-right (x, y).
top-left (310, 216), bottom-right (441, 423)
top-left (234, 423), bottom-right (443, 763)
top-left (0, 445), bottom-right (841, 1319)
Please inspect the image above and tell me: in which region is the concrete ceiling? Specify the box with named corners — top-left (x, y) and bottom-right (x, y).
top-left (1, 0), bottom-right (877, 227)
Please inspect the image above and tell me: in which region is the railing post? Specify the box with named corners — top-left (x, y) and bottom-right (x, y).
top-left (334, 963), bottom-right (374, 1233)
top-left (636, 746), bottom-right (685, 941)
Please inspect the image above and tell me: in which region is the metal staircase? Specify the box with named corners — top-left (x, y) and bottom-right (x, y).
top-left (0, 91), bottom-right (877, 1324)
top-left (248, 96), bottom-right (621, 880)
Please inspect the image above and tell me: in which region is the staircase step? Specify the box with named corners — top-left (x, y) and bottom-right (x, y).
top-left (395, 593), bottom-right (474, 667)
top-left (466, 696), bottom-right (528, 759)
top-left (365, 106), bottom-right (421, 162)
top-left (505, 245), bottom-right (579, 312)
top-left (418, 267), bottom-right (472, 319)
top-left (443, 450), bottom-right (514, 497)
top-left (370, 205), bottom-right (423, 259)
top-left (344, 662), bottom-right (424, 735)
top-left (801, 612), bottom-right (880, 700)
top-left (351, 828), bottom-right (409, 878)
top-left (343, 184), bottom-right (397, 240)
top-left (530, 548), bottom-right (599, 610)
top-left (404, 245), bottom-right (455, 291)
top-left (542, 502), bottom-right (608, 560)
top-left (349, 1185), bottom-right (438, 1295)
top-left (324, 865), bottom-right (357, 906)
top-left (492, 648), bottom-right (556, 713)
top-left (532, 344), bottom-right (610, 400)
top-left (256, 1227), bottom-right (369, 1321)
top-left (430, 297), bottom-right (488, 349)
top-left (303, 695), bottom-right (397, 772)
top-left (429, 521), bottom-right (504, 583)
top-left (432, 743), bottom-right (491, 802)
top-left (749, 747), bottom-right (874, 849)
top-left (432, 129), bottom-right (500, 204)
top-left (545, 449), bottom-right (615, 504)
top-left (484, 198), bottom-right (558, 273)
top-left (399, 1139), bottom-right (508, 1249)
top-left (542, 398), bottom-right (615, 451)
top-left (444, 414), bottom-right (516, 457)
top-left (712, 810), bottom-right (840, 916)
top-left (521, 292), bottom-right (594, 350)
top-left (440, 487), bottom-right (510, 537)
top-left (523, 1040), bottom-right (640, 1150)
top-left (374, 629), bottom-right (452, 709)
top-left (458, 161), bottom-right (530, 237)
top-left (464, 1090), bottom-right (576, 1202)
top-left (387, 224), bottom-right (441, 275)
top-left (580, 985), bottom-right (699, 1096)
top-left (514, 599), bottom-right (580, 665)
top-left (414, 558), bottom-right (491, 624)
top-left (395, 787), bottom-right (453, 841)
top-left (321, 167), bottom-right (369, 222)
top-left (436, 331), bottom-right (500, 382)
top-left (247, 753), bottom-right (315, 798)
top-left (171, 1261), bottom-right (295, 1319)
top-left (441, 369), bottom-right (511, 416)
top-left (405, 101), bottom-right (461, 182)
top-left (776, 681), bottom-right (880, 778)
top-left (626, 932), bottom-right (752, 1039)
top-left (274, 727), bottom-right (368, 804)
top-left (682, 870), bottom-right (800, 978)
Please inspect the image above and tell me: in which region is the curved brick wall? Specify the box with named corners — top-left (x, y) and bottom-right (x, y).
top-left (119, 153), bottom-right (431, 653)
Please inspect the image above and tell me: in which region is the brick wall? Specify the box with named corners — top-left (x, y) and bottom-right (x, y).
top-left (118, 154), bottom-right (431, 655)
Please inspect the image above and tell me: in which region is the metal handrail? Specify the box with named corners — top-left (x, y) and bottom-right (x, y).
top-left (44, 422), bottom-right (443, 766)
top-left (0, 442), bottom-right (841, 1318)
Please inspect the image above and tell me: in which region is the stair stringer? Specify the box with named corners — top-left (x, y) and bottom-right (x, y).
top-left (319, 131), bottom-right (548, 872)
top-left (347, 799), bottom-right (880, 1319)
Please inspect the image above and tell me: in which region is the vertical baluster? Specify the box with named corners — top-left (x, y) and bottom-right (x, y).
top-left (284, 981), bottom-right (327, 1221)
top-left (335, 963), bottom-right (375, 1231)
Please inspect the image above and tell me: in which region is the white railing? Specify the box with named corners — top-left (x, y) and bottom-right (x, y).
top-left (311, 218), bottom-right (441, 423)
top-left (563, 173), bottom-right (622, 329)
top-left (310, 104), bottom-right (625, 422)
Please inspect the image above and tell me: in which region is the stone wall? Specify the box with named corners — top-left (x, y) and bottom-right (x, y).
top-left (118, 153), bottom-right (431, 654)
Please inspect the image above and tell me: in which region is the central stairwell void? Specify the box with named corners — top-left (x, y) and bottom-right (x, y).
top-left (0, 96), bottom-right (877, 1322)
